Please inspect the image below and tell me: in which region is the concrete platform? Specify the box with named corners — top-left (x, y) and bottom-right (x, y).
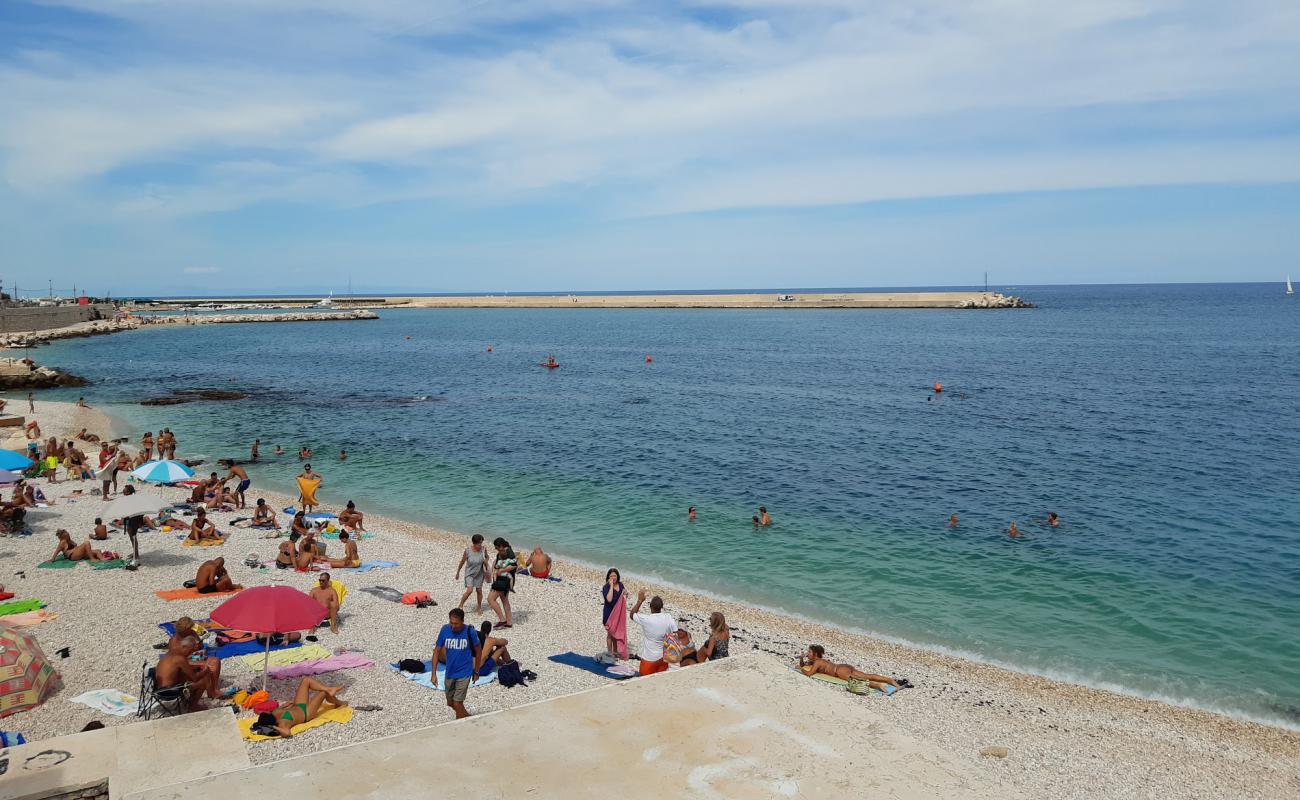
top-left (127, 655), bottom-right (1016, 799)
top-left (0, 708), bottom-right (248, 800)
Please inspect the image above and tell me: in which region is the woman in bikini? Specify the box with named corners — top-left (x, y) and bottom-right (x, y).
top-left (798, 645), bottom-right (906, 693)
top-left (475, 620), bottom-right (512, 675)
top-left (253, 677), bottom-right (346, 738)
top-left (48, 529), bottom-right (115, 562)
top-left (694, 612), bottom-right (731, 663)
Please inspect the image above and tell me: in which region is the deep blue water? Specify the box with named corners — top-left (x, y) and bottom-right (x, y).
top-left (26, 283), bottom-right (1300, 728)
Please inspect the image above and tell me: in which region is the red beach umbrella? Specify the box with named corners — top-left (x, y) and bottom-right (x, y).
top-left (211, 586), bottom-right (328, 689)
top-left (0, 622), bottom-right (62, 718)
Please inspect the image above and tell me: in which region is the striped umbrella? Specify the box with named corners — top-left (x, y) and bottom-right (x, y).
top-left (131, 459), bottom-right (195, 483)
top-left (0, 622), bottom-right (61, 718)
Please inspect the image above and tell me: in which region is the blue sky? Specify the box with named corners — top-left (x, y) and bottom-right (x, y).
top-left (2, 1), bottom-right (1299, 296)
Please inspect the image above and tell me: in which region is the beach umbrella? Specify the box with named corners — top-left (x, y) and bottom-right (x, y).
top-left (210, 586), bottom-right (328, 689)
top-left (103, 492), bottom-right (168, 520)
top-left (131, 459), bottom-right (194, 483)
top-left (0, 623), bottom-right (62, 718)
top-left (0, 451), bottom-right (33, 471)
top-left (0, 469), bottom-right (23, 485)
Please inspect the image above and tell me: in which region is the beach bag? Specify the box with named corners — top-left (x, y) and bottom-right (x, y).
top-left (401, 592), bottom-right (430, 605)
top-left (846, 677), bottom-right (874, 695)
top-left (398, 658), bottom-right (427, 673)
top-left (662, 633), bottom-right (687, 664)
top-left (498, 660), bottom-right (524, 688)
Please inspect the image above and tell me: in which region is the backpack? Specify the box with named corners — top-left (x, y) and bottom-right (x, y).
top-left (498, 660), bottom-right (524, 688)
top-left (398, 658), bottom-right (427, 673)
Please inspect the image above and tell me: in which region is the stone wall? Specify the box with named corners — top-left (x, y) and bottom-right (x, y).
top-left (0, 305), bottom-right (115, 334)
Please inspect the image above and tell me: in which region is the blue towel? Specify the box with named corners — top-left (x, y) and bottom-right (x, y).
top-left (546, 651), bottom-right (634, 680)
top-left (389, 660), bottom-right (495, 690)
top-left (158, 622), bottom-right (303, 660)
top-left (351, 561), bottom-right (399, 573)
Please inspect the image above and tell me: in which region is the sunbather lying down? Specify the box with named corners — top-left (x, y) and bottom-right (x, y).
top-left (252, 677), bottom-right (347, 737)
top-left (798, 645), bottom-right (910, 692)
top-left (49, 529), bottom-right (116, 562)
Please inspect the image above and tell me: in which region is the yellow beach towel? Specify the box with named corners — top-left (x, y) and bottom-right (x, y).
top-left (238, 643), bottom-right (332, 671)
top-left (306, 579), bottom-right (348, 608)
top-left (182, 537), bottom-right (226, 547)
top-left (239, 705), bottom-right (352, 741)
top-left (296, 477), bottom-right (321, 507)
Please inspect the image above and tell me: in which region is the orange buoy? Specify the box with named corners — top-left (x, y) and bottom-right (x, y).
top-left (933, 382), bottom-right (943, 393)
top-left (645, 355), bottom-right (652, 363)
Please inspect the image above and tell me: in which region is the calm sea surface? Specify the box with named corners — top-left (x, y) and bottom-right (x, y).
top-left (30, 283), bottom-right (1300, 728)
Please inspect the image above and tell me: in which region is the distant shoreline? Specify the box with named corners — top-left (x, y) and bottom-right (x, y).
top-left (155, 291), bottom-right (1032, 310)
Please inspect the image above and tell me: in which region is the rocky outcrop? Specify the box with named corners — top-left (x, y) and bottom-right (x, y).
top-left (141, 389), bottom-right (249, 406)
top-left (955, 293), bottom-right (1035, 309)
top-left (0, 364), bottom-right (89, 389)
top-left (0, 309), bottom-right (379, 350)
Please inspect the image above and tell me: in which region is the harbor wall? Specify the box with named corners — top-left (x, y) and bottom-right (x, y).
top-left (0, 304), bottom-right (115, 334)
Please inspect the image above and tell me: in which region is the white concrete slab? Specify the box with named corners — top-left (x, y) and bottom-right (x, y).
top-left (126, 655), bottom-right (1018, 799)
top-left (0, 708), bottom-right (248, 800)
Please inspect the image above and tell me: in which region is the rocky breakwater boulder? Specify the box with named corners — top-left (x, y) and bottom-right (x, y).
top-left (956, 293), bottom-right (1035, 309)
top-left (195, 309), bottom-right (380, 325)
top-left (0, 362), bottom-right (89, 389)
top-left (141, 388), bottom-right (249, 406)
top-left (0, 318), bottom-right (139, 348)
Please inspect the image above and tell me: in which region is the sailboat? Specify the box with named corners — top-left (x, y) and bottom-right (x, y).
top-left (1288, 275), bottom-right (1294, 296)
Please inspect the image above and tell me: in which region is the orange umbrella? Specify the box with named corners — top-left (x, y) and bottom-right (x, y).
top-left (0, 622), bottom-right (61, 717)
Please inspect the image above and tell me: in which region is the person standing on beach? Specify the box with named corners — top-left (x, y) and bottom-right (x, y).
top-left (251, 438), bottom-right (260, 462)
top-left (602, 568), bottom-right (628, 662)
top-left (121, 485), bottom-right (145, 569)
top-left (97, 442), bottom-right (118, 500)
top-left (455, 534), bottom-right (488, 612)
top-left (434, 608), bottom-right (480, 720)
top-left (629, 590), bottom-right (676, 676)
top-left (487, 538), bottom-right (518, 628)
top-left (140, 431), bottom-right (154, 460)
top-left (224, 463), bottom-right (250, 509)
top-left (27, 392), bottom-right (34, 412)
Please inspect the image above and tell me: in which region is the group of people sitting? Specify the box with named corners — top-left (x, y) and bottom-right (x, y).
top-left (274, 527), bottom-right (360, 572)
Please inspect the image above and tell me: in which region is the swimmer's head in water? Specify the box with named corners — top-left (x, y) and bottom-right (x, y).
top-left (649, 596), bottom-right (664, 613)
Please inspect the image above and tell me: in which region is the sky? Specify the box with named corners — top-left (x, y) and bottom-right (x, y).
top-left (2, 1), bottom-right (1299, 296)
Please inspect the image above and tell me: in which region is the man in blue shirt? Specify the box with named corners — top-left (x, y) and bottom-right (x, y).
top-left (434, 608), bottom-right (481, 719)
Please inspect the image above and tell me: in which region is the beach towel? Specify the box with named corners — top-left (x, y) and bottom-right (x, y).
top-left (158, 621), bottom-right (302, 660)
top-left (349, 561), bottom-right (398, 573)
top-left (0, 599), bottom-right (44, 617)
top-left (359, 586), bottom-right (405, 603)
top-left (546, 651), bottom-right (634, 680)
top-left (181, 537), bottom-right (226, 547)
top-left (390, 660), bottom-right (496, 691)
top-left (267, 652), bottom-right (374, 679)
top-left (520, 569), bottom-right (562, 582)
top-left (239, 705), bottom-right (352, 741)
top-left (71, 689), bottom-right (138, 717)
top-left (0, 609), bottom-right (58, 626)
top-left (239, 643), bottom-right (332, 671)
top-left (295, 478), bottom-right (321, 508)
top-left (0, 592), bottom-right (12, 601)
top-left (155, 586), bottom-right (241, 601)
top-left (92, 558), bottom-right (127, 570)
top-left (38, 558), bottom-right (79, 569)
top-left (603, 591), bottom-right (628, 660)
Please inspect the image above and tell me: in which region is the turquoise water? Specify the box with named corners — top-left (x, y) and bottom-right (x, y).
top-left (29, 284), bottom-right (1300, 728)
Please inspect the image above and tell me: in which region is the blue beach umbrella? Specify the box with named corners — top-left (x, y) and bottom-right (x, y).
top-left (0, 451), bottom-right (33, 471)
top-left (131, 459), bottom-right (195, 483)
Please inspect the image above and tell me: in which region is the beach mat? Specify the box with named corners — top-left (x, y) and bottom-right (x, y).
top-left (239, 705), bottom-right (352, 741)
top-left (155, 587), bottom-right (241, 601)
top-left (158, 621), bottom-right (302, 660)
top-left (349, 561), bottom-right (398, 573)
top-left (37, 559), bottom-right (79, 569)
top-left (181, 537), bottom-right (226, 547)
top-left (268, 653), bottom-right (374, 679)
top-left (92, 558), bottom-right (127, 570)
top-left (239, 644), bottom-right (332, 671)
top-left (389, 660), bottom-right (496, 691)
top-left (358, 586), bottom-right (404, 603)
top-left (71, 689), bottom-right (138, 717)
top-left (0, 599), bottom-right (44, 617)
top-left (546, 651), bottom-right (634, 680)
top-left (0, 609), bottom-right (58, 626)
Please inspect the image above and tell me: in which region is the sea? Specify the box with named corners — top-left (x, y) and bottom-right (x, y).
top-left (27, 283), bottom-right (1300, 729)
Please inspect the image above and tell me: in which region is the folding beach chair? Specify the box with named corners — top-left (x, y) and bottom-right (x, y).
top-left (137, 661), bottom-right (191, 718)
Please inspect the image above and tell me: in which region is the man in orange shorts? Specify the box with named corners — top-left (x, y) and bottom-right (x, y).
top-left (628, 590), bottom-right (676, 676)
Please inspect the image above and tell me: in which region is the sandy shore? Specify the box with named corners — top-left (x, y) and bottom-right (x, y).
top-left (3, 399), bottom-right (1296, 798)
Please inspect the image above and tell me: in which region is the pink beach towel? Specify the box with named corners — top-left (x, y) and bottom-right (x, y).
top-left (605, 591), bottom-right (628, 660)
top-left (266, 652), bottom-right (375, 679)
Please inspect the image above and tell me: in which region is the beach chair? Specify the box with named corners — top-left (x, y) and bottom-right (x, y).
top-left (137, 661), bottom-right (191, 718)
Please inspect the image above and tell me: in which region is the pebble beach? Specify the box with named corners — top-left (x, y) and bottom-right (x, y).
top-left (3, 399), bottom-right (1297, 799)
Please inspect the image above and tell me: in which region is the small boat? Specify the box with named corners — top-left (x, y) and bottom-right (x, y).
top-left (540, 354), bottom-right (560, 368)
top-left (1288, 275), bottom-right (1294, 296)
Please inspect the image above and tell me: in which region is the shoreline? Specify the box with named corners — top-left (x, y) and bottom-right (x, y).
top-left (5, 399), bottom-right (1297, 797)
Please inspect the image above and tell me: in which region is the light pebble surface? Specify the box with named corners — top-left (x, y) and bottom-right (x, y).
top-left (4, 399), bottom-right (1298, 798)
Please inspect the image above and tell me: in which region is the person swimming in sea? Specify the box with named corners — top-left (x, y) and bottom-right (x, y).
top-left (687, 506), bottom-right (697, 522)
top-left (1007, 521), bottom-right (1020, 538)
top-left (751, 515), bottom-right (761, 528)
top-left (947, 514), bottom-right (958, 528)
top-left (759, 506), bottom-right (771, 526)
top-left (1047, 512), bottom-right (1060, 528)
